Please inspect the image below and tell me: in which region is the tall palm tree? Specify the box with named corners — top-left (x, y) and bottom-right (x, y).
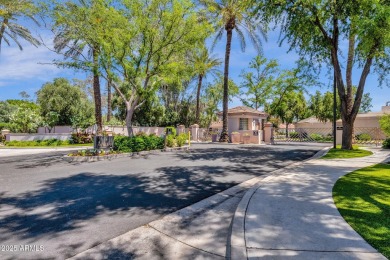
top-left (0, 0), bottom-right (40, 52)
top-left (200, 0), bottom-right (267, 142)
top-left (53, 0), bottom-right (104, 133)
top-left (193, 47), bottom-right (221, 124)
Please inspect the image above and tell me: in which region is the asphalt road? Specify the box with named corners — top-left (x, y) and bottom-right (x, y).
top-left (0, 143), bottom-right (326, 259)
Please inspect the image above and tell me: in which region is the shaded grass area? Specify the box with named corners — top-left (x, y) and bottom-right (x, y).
top-left (322, 145), bottom-right (372, 159)
top-left (333, 164), bottom-right (390, 258)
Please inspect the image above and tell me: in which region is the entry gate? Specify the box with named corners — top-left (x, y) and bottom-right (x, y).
top-left (273, 127), bottom-right (334, 143)
top-left (273, 126), bottom-right (386, 146)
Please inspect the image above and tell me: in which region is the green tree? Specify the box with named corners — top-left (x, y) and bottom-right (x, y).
top-left (380, 114), bottom-right (390, 137)
top-left (200, 0), bottom-right (267, 142)
top-left (269, 90), bottom-right (307, 136)
top-left (240, 56), bottom-right (278, 110)
top-left (102, 0), bottom-right (210, 136)
top-left (193, 46), bottom-right (221, 124)
top-left (255, 1), bottom-right (390, 149)
top-left (201, 76), bottom-right (239, 128)
top-left (36, 78), bottom-right (95, 127)
top-left (0, 0), bottom-right (40, 51)
top-left (7, 100), bottom-right (42, 133)
top-left (52, 0), bottom-right (108, 133)
top-left (359, 93), bottom-right (373, 113)
top-left (309, 90), bottom-right (341, 123)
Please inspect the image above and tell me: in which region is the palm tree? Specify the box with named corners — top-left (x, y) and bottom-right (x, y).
top-left (200, 0), bottom-right (267, 142)
top-left (193, 47), bottom-right (221, 124)
top-left (53, 1), bottom-right (104, 133)
top-left (0, 0), bottom-right (40, 52)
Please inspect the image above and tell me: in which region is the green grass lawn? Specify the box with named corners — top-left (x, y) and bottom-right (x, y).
top-left (333, 164), bottom-right (390, 258)
top-left (322, 145), bottom-right (373, 159)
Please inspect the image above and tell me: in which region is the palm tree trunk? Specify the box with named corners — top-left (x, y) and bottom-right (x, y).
top-left (219, 27), bottom-right (233, 142)
top-left (107, 79), bottom-right (112, 122)
top-left (92, 47), bottom-right (102, 134)
top-left (195, 74), bottom-right (203, 124)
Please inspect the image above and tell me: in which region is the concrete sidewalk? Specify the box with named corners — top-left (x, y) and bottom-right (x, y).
top-left (230, 148), bottom-right (390, 260)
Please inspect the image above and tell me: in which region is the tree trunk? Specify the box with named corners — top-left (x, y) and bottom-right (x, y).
top-left (342, 119), bottom-right (354, 150)
top-left (92, 47), bottom-right (102, 134)
top-left (285, 123), bottom-right (289, 138)
top-left (125, 102), bottom-right (134, 137)
top-left (219, 26), bottom-right (233, 142)
top-left (195, 74), bottom-right (203, 124)
top-left (107, 79), bottom-right (112, 122)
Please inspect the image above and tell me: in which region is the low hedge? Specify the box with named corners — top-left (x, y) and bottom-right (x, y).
top-left (113, 134), bottom-right (164, 153)
top-left (5, 139), bottom-right (70, 147)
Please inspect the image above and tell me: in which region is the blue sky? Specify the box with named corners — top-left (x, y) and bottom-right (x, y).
top-left (0, 19), bottom-right (388, 112)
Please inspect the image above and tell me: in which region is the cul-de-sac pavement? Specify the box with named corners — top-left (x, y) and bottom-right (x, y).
top-left (1, 143), bottom-right (389, 260)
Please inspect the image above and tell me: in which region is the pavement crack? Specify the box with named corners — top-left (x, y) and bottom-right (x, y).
top-left (147, 224), bottom-right (225, 258)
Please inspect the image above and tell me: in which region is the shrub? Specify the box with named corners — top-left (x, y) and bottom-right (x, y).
top-left (0, 134), bottom-right (4, 143)
top-left (165, 126), bottom-right (176, 136)
top-left (70, 133), bottom-right (93, 144)
top-left (113, 135), bottom-right (164, 152)
top-left (0, 122), bottom-right (11, 131)
top-left (289, 131), bottom-right (299, 138)
top-left (309, 133), bottom-right (323, 141)
top-left (165, 135), bottom-right (176, 147)
top-left (3, 139), bottom-right (70, 147)
top-left (113, 136), bottom-right (133, 153)
top-left (132, 136), bottom-right (146, 152)
top-left (382, 138), bottom-right (390, 149)
top-left (144, 134), bottom-right (164, 150)
top-left (356, 133), bottom-right (372, 141)
top-left (176, 133), bottom-right (188, 147)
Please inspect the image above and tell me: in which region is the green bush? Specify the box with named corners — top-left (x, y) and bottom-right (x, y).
top-left (309, 133), bottom-right (323, 141)
top-left (356, 133), bottom-right (372, 141)
top-left (0, 122), bottom-right (11, 131)
top-left (165, 135), bottom-right (176, 147)
top-left (382, 138), bottom-right (390, 149)
top-left (4, 139), bottom-right (70, 147)
top-left (70, 133), bottom-right (93, 144)
top-left (165, 126), bottom-right (176, 136)
top-left (176, 133), bottom-right (188, 147)
top-left (113, 135), bottom-right (164, 152)
top-left (289, 131), bottom-right (299, 138)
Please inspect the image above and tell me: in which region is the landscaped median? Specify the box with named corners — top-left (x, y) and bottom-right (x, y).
top-left (64, 132), bottom-right (190, 162)
top-left (333, 163), bottom-right (390, 259)
top-left (321, 145), bottom-right (373, 159)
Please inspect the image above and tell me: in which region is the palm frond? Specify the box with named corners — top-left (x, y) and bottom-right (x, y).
top-left (235, 26), bottom-right (246, 52)
top-left (4, 31), bottom-right (23, 50)
top-left (211, 27), bottom-right (224, 51)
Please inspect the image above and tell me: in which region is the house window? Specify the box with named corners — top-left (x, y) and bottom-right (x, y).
top-left (239, 118), bottom-right (249, 130)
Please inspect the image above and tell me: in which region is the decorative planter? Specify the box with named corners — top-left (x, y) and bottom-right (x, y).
top-left (243, 135), bottom-right (251, 144)
top-left (231, 133), bottom-right (241, 144)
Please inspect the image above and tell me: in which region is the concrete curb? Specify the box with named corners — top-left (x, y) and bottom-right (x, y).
top-left (63, 149), bottom-right (167, 163)
top-left (228, 146), bottom-right (331, 259)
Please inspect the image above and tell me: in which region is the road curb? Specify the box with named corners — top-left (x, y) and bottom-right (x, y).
top-left (228, 146), bottom-right (331, 259)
